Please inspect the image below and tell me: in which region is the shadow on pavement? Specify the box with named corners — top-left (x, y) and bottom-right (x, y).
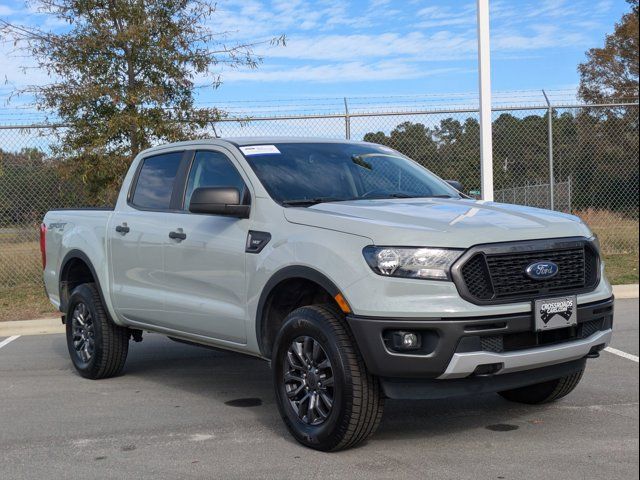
top-left (45, 332), bottom-right (540, 445)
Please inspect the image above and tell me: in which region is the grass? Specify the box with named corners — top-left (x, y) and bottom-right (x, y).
top-left (575, 210), bottom-right (639, 285)
top-left (0, 283), bottom-right (57, 322)
top-left (1, 211), bottom-right (638, 322)
top-left (603, 253), bottom-right (639, 285)
top-left (575, 209), bottom-right (639, 255)
top-left (0, 237), bottom-right (59, 322)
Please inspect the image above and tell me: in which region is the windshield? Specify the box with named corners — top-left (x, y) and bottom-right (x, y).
top-left (241, 142), bottom-right (460, 205)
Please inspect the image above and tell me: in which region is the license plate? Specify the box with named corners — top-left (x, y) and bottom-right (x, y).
top-left (534, 295), bottom-right (577, 331)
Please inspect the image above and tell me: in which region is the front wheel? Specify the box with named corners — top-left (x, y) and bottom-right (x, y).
top-left (272, 305), bottom-right (384, 451)
top-left (498, 367), bottom-right (585, 404)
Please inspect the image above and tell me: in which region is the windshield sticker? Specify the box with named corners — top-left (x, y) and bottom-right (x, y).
top-left (240, 145), bottom-right (281, 156)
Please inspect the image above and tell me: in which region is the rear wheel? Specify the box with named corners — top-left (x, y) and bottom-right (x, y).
top-left (272, 304), bottom-right (384, 451)
top-left (65, 283), bottom-right (129, 379)
top-left (498, 367), bottom-right (585, 404)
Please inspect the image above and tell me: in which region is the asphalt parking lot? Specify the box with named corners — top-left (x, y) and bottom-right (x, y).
top-left (1, 299), bottom-right (638, 480)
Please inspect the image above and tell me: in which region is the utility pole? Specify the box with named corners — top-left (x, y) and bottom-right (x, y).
top-left (477, 0), bottom-right (494, 201)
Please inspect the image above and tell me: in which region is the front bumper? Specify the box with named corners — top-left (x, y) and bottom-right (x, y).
top-left (438, 328), bottom-right (610, 379)
top-left (346, 296), bottom-right (614, 379)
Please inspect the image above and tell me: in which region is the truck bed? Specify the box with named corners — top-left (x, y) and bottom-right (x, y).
top-left (43, 208), bottom-right (115, 310)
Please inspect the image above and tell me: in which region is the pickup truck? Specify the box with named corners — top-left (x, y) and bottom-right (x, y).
top-left (42, 138), bottom-right (614, 451)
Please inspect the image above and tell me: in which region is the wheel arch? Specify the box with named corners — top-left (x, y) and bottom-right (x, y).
top-left (59, 250), bottom-right (107, 315)
top-left (255, 265), bottom-right (345, 357)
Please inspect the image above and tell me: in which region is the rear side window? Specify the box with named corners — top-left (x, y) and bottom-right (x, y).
top-left (131, 152), bottom-right (183, 210)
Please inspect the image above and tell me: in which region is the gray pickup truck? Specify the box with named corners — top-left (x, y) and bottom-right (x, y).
top-left (42, 138), bottom-right (614, 451)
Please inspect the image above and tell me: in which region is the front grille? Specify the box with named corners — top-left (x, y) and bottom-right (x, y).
top-left (478, 318), bottom-right (605, 353)
top-left (480, 335), bottom-right (504, 353)
top-left (455, 238), bottom-right (600, 305)
top-left (487, 247), bottom-right (586, 298)
top-left (462, 255), bottom-right (494, 300)
top-left (579, 318), bottom-right (603, 338)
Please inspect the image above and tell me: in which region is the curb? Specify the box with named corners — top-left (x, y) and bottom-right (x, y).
top-left (1, 285), bottom-right (638, 337)
top-left (0, 318), bottom-right (63, 337)
top-left (612, 284), bottom-right (639, 299)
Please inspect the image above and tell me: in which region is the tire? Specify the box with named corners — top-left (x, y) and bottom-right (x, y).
top-left (498, 367), bottom-right (585, 404)
top-left (272, 304), bottom-right (384, 451)
top-left (65, 283), bottom-right (129, 379)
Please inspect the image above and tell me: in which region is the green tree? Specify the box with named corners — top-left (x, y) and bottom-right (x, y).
top-left (0, 147), bottom-right (80, 226)
top-left (1, 1), bottom-right (284, 203)
top-left (364, 118), bottom-right (481, 193)
top-left (578, 0), bottom-right (639, 102)
top-left (364, 122), bottom-right (437, 164)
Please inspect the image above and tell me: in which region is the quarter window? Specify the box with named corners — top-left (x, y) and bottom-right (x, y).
top-left (131, 152), bottom-right (183, 210)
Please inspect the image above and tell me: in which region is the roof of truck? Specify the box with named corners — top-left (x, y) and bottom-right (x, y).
top-left (137, 137), bottom-right (368, 157)
top-left (224, 137), bottom-right (361, 146)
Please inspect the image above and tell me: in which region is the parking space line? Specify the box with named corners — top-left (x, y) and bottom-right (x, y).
top-left (0, 335), bottom-right (21, 349)
top-left (605, 347), bottom-right (639, 363)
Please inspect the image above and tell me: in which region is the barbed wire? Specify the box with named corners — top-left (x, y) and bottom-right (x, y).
top-left (1, 89), bottom-right (638, 126)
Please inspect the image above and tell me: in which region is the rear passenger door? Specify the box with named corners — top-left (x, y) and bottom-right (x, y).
top-left (108, 150), bottom-right (187, 325)
top-left (162, 149), bottom-right (250, 343)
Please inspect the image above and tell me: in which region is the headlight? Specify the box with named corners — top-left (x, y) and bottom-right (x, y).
top-left (363, 246), bottom-right (463, 281)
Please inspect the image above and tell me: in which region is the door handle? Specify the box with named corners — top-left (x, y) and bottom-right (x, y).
top-left (169, 230), bottom-right (187, 240)
top-left (115, 224), bottom-right (130, 234)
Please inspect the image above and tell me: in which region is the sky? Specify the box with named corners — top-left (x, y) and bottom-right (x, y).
top-left (0, 0), bottom-right (632, 118)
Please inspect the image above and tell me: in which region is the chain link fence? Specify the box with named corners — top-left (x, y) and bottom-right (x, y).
top-left (495, 179), bottom-right (572, 212)
top-left (1, 100), bottom-right (638, 299)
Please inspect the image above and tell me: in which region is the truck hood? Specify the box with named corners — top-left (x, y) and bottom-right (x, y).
top-left (283, 198), bottom-right (592, 247)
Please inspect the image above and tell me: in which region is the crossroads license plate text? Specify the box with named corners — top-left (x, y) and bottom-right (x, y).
top-left (534, 295), bottom-right (578, 331)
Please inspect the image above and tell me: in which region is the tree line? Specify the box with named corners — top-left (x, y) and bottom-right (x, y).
top-left (363, 107), bottom-right (638, 215)
top-left (1, 105), bottom-right (637, 227)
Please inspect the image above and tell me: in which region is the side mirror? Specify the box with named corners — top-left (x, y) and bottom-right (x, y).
top-left (445, 180), bottom-right (464, 192)
top-left (189, 187), bottom-right (250, 218)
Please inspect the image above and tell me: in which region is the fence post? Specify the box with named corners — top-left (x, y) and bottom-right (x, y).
top-left (542, 90), bottom-right (555, 210)
top-left (344, 97), bottom-right (351, 140)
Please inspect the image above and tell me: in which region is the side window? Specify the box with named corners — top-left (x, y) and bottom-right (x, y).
top-left (184, 151), bottom-right (247, 208)
top-left (131, 152), bottom-right (183, 210)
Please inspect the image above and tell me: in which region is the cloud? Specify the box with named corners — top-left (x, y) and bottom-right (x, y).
top-left (493, 25), bottom-right (588, 51)
top-left (0, 0), bottom-right (623, 96)
top-left (415, 3), bottom-right (477, 29)
top-left (222, 60), bottom-right (465, 83)
top-left (0, 4), bottom-right (17, 16)
top-left (256, 31), bottom-right (477, 62)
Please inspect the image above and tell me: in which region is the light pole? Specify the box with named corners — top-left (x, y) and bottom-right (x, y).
top-left (477, 0), bottom-right (494, 201)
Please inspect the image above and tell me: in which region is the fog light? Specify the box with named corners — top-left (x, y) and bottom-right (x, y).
top-left (390, 331), bottom-right (421, 351)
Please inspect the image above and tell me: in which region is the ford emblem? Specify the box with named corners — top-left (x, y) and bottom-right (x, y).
top-left (525, 261), bottom-right (559, 280)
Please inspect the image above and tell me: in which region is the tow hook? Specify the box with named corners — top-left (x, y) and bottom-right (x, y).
top-left (586, 343), bottom-right (605, 359)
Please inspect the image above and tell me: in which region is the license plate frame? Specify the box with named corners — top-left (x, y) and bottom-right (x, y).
top-left (534, 295), bottom-right (578, 332)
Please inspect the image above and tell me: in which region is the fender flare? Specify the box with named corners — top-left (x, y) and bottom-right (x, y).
top-left (59, 249), bottom-right (108, 314)
top-left (255, 265), bottom-right (341, 356)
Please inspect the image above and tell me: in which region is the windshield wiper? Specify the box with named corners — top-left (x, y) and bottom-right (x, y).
top-left (365, 193), bottom-right (460, 200)
top-left (362, 191), bottom-right (414, 199)
top-left (281, 197), bottom-right (349, 207)
top-left (422, 194), bottom-right (459, 199)
top-left (384, 192), bottom-right (413, 198)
